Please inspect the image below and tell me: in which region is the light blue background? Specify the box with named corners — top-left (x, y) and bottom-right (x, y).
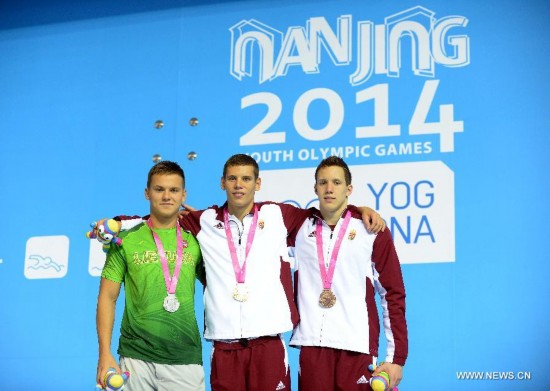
top-left (0, 0), bottom-right (549, 389)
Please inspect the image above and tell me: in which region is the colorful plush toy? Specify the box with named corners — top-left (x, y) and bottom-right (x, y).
top-left (95, 368), bottom-right (130, 391)
top-left (368, 364), bottom-right (399, 391)
top-left (86, 219), bottom-right (122, 253)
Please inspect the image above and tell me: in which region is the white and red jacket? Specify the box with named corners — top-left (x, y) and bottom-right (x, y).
top-left (288, 205), bottom-right (408, 366)
top-left (181, 202), bottom-right (308, 340)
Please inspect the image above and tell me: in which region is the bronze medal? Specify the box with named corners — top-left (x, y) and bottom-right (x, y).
top-left (319, 288), bottom-right (336, 308)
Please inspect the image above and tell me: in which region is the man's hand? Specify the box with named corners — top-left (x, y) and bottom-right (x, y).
top-left (178, 203), bottom-right (197, 218)
top-left (96, 353), bottom-right (121, 388)
top-left (360, 207), bottom-right (386, 234)
top-left (373, 362), bottom-right (403, 389)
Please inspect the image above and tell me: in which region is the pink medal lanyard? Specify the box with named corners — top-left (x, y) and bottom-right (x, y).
top-left (223, 205), bottom-right (259, 284)
top-left (147, 219), bottom-right (185, 295)
top-left (316, 211), bottom-right (351, 290)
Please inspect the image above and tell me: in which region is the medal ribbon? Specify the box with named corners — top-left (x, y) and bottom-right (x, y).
top-left (147, 219), bottom-right (184, 295)
top-left (224, 205), bottom-right (259, 284)
top-left (316, 210), bottom-right (351, 290)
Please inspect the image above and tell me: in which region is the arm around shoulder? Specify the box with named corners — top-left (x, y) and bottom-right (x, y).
top-left (356, 206), bottom-right (386, 233)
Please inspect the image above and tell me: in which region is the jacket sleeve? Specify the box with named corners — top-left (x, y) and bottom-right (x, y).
top-left (372, 229), bottom-right (408, 366)
top-left (114, 215), bottom-right (146, 231)
top-left (270, 202), bottom-right (310, 245)
top-left (179, 210), bottom-right (203, 236)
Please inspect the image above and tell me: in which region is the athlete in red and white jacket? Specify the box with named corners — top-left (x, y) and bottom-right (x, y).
top-left (288, 157), bottom-right (408, 391)
top-left (182, 201), bottom-right (306, 340)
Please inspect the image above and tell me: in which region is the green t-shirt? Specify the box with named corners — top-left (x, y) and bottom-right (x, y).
top-left (102, 222), bottom-right (204, 365)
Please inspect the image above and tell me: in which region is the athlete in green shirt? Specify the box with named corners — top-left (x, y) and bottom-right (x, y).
top-left (96, 161), bottom-right (206, 391)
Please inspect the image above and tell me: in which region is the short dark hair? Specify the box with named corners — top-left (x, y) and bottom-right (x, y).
top-left (222, 154), bottom-right (259, 179)
top-left (315, 156), bottom-right (352, 185)
top-left (147, 160), bottom-right (185, 188)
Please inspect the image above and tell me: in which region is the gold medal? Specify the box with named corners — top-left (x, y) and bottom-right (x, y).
top-left (319, 288), bottom-right (336, 308)
top-left (233, 283), bottom-right (249, 302)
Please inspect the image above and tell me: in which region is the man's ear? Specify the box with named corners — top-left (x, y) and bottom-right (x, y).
top-left (346, 184), bottom-right (353, 197)
top-left (145, 188), bottom-right (150, 200)
top-left (220, 177), bottom-right (226, 190)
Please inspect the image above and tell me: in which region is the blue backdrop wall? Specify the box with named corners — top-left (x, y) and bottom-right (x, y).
top-left (1, 0), bottom-right (549, 390)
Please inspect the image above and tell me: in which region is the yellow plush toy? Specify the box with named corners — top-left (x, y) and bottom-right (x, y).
top-left (95, 367), bottom-right (130, 391)
top-left (86, 219), bottom-right (122, 253)
top-left (369, 363), bottom-right (399, 391)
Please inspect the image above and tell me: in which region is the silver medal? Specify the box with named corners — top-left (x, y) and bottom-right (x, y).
top-left (163, 293), bottom-right (180, 312)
